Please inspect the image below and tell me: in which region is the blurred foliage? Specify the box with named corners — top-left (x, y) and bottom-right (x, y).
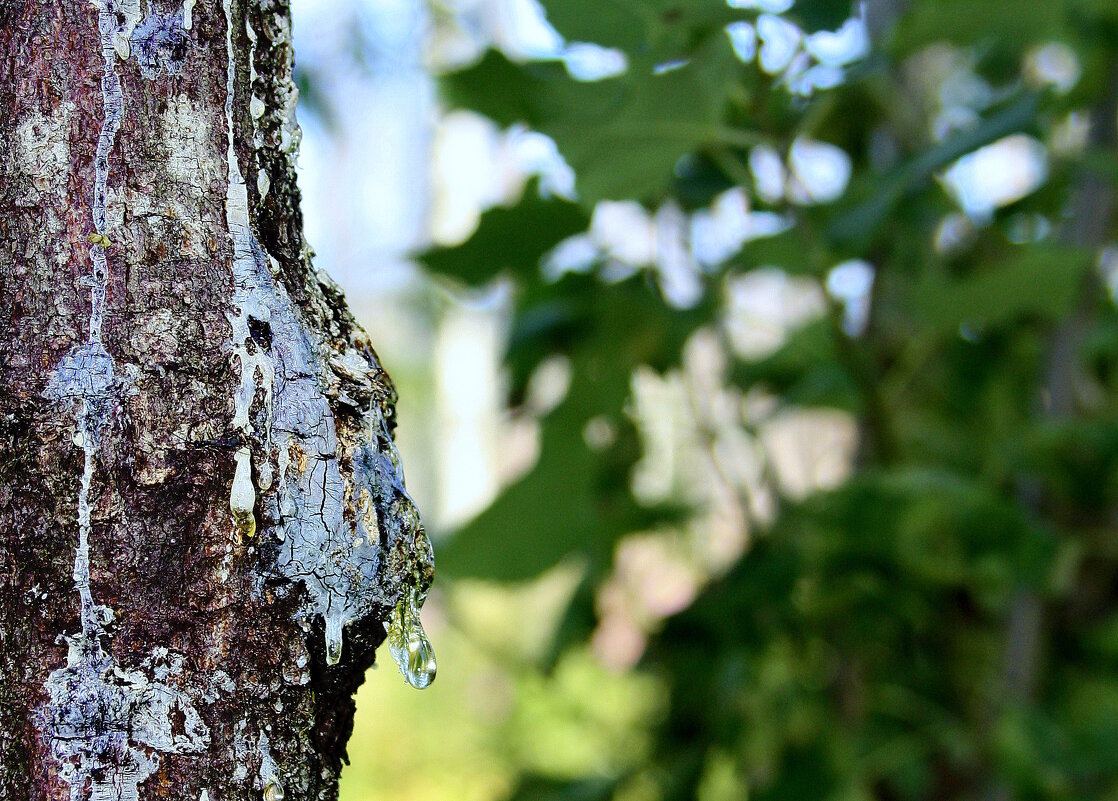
top-left (362, 0), bottom-right (1118, 799)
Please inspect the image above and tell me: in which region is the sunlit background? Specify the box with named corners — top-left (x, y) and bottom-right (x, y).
top-left (285, 1), bottom-right (1108, 799)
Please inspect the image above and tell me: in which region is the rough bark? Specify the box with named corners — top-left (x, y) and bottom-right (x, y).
top-left (0, 2), bottom-right (434, 799)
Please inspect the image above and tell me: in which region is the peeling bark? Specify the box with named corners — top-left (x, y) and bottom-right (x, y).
top-left (0, 2), bottom-right (434, 799)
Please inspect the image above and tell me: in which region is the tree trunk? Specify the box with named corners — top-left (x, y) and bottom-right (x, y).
top-left (0, 2), bottom-right (434, 799)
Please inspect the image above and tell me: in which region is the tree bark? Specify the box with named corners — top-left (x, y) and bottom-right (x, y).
top-left (0, 2), bottom-right (434, 799)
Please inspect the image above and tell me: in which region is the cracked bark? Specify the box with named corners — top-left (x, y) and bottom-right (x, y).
top-left (0, 2), bottom-right (432, 799)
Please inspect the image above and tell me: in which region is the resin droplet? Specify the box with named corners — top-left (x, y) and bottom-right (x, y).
top-left (114, 36), bottom-right (131, 62)
top-left (258, 732), bottom-right (283, 801)
top-left (264, 779), bottom-right (285, 801)
top-left (388, 588), bottom-right (436, 690)
top-left (324, 612), bottom-right (344, 667)
top-left (183, 0), bottom-right (197, 30)
top-left (230, 446), bottom-right (256, 539)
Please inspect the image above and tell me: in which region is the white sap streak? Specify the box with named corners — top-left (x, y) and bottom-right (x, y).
top-left (269, 13), bottom-right (301, 157)
top-left (220, 0), bottom-right (429, 671)
top-left (39, 7), bottom-right (209, 800)
top-left (47, 3), bottom-right (133, 661)
top-left (246, 18), bottom-right (258, 83)
top-left (69, 0), bottom-right (133, 640)
top-left (101, 0), bottom-right (141, 60)
top-left (222, 0), bottom-right (348, 663)
top-left (230, 444), bottom-right (256, 523)
top-left (223, 0), bottom-right (274, 442)
top-left (223, 0), bottom-right (353, 662)
top-left (183, 0), bottom-right (198, 31)
top-left (74, 405), bottom-right (97, 630)
top-left (89, 2), bottom-right (130, 341)
top-left (258, 733), bottom-right (285, 801)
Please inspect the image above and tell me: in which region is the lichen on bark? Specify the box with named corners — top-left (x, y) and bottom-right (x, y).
top-left (0, 1), bottom-right (433, 799)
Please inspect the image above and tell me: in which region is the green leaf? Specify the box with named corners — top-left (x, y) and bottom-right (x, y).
top-left (440, 39), bottom-right (739, 205)
top-left (557, 40), bottom-right (737, 204)
top-left (727, 227), bottom-right (824, 276)
top-left (729, 319), bottom-right (860, 410)
top-left (506, 776), bottom-right (620, 801)
top-left (791, 0), bottom-right (858, 32)
top-left (437, 277), bottom-right (710, 581)
top-left (536, 0), bottom-right (740, 54)
top-left (417, 184), bottom-right (589, 286)
top-left (891, 0), bottom-right (1071, 56)
top-left (535, 0), bottom-right (655, 52)
top-left (440, 52), bottom-right (563, 130)
top-left (535, 0), bottom-right (854, 58)
top-left (826, 92), bottom-right (1043, 247)
top-left (1017, 420), bottom-right (1118, 516)
top-left (752, 745), bottom-right (840, 801)
top-left (915, 247), bottom-right (1092, 333)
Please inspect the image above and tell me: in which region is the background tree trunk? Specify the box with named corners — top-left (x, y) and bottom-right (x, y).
top-left (0, 2), bottom-right (434, 799)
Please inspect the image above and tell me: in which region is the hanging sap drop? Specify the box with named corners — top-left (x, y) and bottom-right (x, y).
top-left (403, 629), bottom-right (436, 690)
top-left (229, 446), bottom-right (256, 539)
top-left (388, 588), bottom-right (436, 690)
top-left (324, 612), bottom-right (344, 667)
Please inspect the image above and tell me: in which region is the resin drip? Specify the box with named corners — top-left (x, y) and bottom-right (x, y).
top-left (183, 0), bottom-right (197, 30)
top-left (230, 445), bottom-right (256, 539)
top-left (259, 733), bottom-right (285, 801)
top-left (222, 0), bottom-right (270, 542)
top-left (387, 586), bottom-right (436, 690)
top-left (220, 0), bottom-right (434, 668)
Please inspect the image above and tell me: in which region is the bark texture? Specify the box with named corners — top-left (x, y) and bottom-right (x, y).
top-left (0, 2), bottom-right (434, 799)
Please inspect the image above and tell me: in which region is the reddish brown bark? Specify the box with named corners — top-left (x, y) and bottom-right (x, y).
top-left (0, 2), bottom-right (432, 799)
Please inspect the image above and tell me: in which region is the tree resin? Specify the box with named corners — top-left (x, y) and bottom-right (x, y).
top-left (229, 446), bottom-right (256, 539)
top-left (387, 587), bottom-right (436, 689)
top-left (263, 778), bottom-right (284, 801)
top-left (324, 612), bottom-right (344, 667)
